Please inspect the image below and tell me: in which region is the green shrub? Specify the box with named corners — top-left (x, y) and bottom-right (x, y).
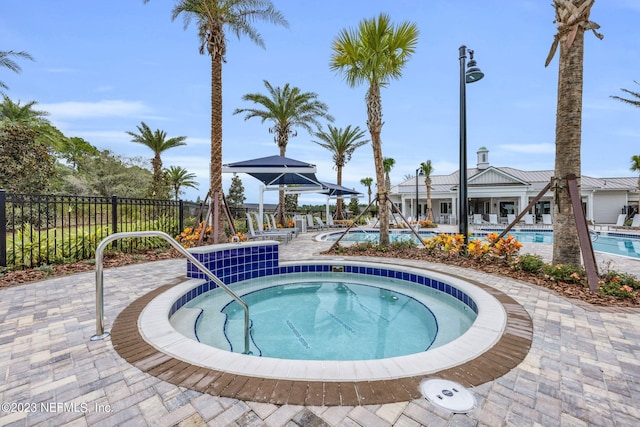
top-left (541, 263), bottom-right (584, 283)
top-left (513, 254), bottom-right (545, 273)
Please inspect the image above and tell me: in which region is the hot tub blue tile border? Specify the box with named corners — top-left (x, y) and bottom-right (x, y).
top-left (173, 243), bottom-right (479, 317)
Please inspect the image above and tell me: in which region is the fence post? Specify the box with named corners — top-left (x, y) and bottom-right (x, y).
top-left (111, 195), bottom-right (118, 249)
top-left (0, 190), bottom-right (6, 267)
top-left (179, 200), bottom-right (184, 233)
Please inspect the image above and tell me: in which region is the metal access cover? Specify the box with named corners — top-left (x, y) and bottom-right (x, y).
top-left (420, 379), bottom-right (476, 413)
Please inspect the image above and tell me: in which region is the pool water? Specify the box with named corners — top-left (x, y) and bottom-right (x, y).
top-left (321, 230), bottom-right (640, 259)
top-left (187, 273), bottom-right (477, 361)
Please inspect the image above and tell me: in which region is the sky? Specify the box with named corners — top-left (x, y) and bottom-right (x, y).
top-left (1, 0), bottom-right (639, 205)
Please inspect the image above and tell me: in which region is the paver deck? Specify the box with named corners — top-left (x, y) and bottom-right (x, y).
top-left (1, 228), bottom-right (639, 426)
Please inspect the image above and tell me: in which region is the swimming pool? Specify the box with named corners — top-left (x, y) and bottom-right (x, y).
top-left (318, 229), bottom-right (640, 259)
top-left (178, 272), bottom-right (476, 361)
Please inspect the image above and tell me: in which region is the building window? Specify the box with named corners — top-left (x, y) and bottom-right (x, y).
top-left (440, 202), bottom-right (451, 214)
top-left (499, 202), bottom-right (516, 216)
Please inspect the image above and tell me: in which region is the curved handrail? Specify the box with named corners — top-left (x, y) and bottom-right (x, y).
top-left (90, 231), bottom-right (250, 355)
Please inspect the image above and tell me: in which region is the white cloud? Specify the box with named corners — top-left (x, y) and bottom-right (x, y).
top-left (39, 100), bottom-right (150, 119)
top-left (498, 143), bottom-right (555, 154)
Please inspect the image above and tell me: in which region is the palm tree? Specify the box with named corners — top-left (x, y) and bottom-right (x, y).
top-left (611, 81), bottom-right (640, 108)
top-left (360, 177), bottom-right (373, 206)
top-left (330, 13), bottom-right (418, 246)
top-left (144, 0), bottom-right (288, 237)
top-left (313, 125), bottom-right (368, 219)
top-left (420, 160), bottom-right (434, 221)
top-left (233, 80), bottom-right (333, 224)
top-left (166, 165), bottom-right (199, 201)
top-left (545, 0), bottom-right (602, 267)
top-left (126, 122), bottom-right (187, 198)
top-left (631, 155), bottom-right (640, 193)
top-left (0, 50), bottom-right (33, 94)
top-left (0, 95), bottom-right (49, 127)
top-left (383, 157), bottom-right (395, 193)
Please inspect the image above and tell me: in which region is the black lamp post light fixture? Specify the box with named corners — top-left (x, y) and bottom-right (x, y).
top-left (415, 168), bottom-right (424, 220)
top-left (459, 45), bottom-right (484, 248)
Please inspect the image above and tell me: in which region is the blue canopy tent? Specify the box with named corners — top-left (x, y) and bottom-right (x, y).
top-left (222, 155), bottom-right (361, 228)
top-left (222, 155), bottom-right (322, 229)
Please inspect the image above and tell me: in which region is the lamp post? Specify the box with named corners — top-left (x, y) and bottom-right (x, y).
top-left (459, 45), bottom-right (484, 248)
top-left (415, 168), bottom-right (424, 219)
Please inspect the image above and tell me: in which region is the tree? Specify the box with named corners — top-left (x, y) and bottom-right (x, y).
top-left (144, 0), bottom-right (288, 240)
top-left (0, 50), bottom-right (33, 94)
top-left (360, 177), bottom-right (374, 206)
top-left (57, 136), bottom-right (100, 170)
top-left (420, 160), bottom-right (434, 221)
top-left (0, 96), bottom-right (66, 152)
top-left (234, 80), bottom-right (333, 224)
top-left (313, 125), bottom-right (368, 219)
top-left (0, 124), bottom-right (55, 193)
top-left (330, 13), bottom-right (419, 245)
top-left (545, 0), bottom-right (603, 266)
top-left (126, 121), bottom-right (186, 199)
top-left (226, 174), bottom-right (246, 212)
top-left (611, 81), bottom-right (640, 108)
top-left (348, 195), bottom-right (361, 217)
top-left (75, 150), bottom-right (152, 198)
top-left (167, 165), bottom-right (199, 201)
top-left (383, 157), bottom-right (395, 193)
top-left (631, 155), bottom-right (640, 193)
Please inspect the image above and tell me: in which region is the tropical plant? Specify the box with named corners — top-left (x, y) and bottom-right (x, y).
top-left (420, 160), bottom-right (434, 221)
top-left (166, 165), bottom-right (199, 201)
top-left (144, 0), bottom-right (288, 240)
top-left (313, 125), bottom-right (368, 219)
top-left (0, 95), bottom-right (49, 127)
top-left (545, 0), bottom-right (603, 267)
top-left (631, 155), bottom-right (640, 192)
top-left (126, 121), bottom-right (187, 199)
top-left (0, 124), bottom-right (56, 193)
top-left (330, 13), bottom-right (418, 246)
top-left (0, 50), bottom-right (33, 94)
top-left (383, 157), bottom-right (395, 193)
top-left (611, 80), bottom-right (640, 108)
top-left (360, 177), bottom-right (374, 206)
top-left (233, 79), bottom-right (333, 224)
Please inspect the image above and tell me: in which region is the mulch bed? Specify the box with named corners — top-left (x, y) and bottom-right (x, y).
top-left (322, 245), bottom-right (640, 308)
top-left (0, 249), bottom-right (182, 289)
top-left (2, 245), bottom-right (639, 308)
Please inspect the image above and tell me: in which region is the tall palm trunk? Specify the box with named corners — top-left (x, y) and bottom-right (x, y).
top-left (277, 141), bottom-right (287, 226)
top-left (425, 178), bottom-right (433, 221)
top-left (335, 165), bottom-right (344, 219)
top-left (367, 84), bottom-right (389, 245)
top-left (210, 51), bottom-right (225, 242)
top-left (552, 16), bottom-right (584, 266)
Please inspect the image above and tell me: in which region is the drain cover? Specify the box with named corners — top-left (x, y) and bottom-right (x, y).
top-left (420, 379), bottom-right (476, 413)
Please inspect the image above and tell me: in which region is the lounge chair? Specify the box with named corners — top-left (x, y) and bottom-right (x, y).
top-left (255, 212), bottom-right (296, 240)
top-left (472, 214), bottom-right (483, 225)
top-left (306, 214), bottom-right (321, 230)
top-left (609, 214), bottom-right (627, 230)
top-left (542, 214), bottom-right (553, 225)
top-left (488, 214), bottom-right (499, 225)
top-left (314, 217), bottom-right (326, 230)
top-left (245, 213), bottom-right (290, 243)
top-left (267, 213), bottom-right (299, 237)
top-left (630, 215), bottom-right (640, 229)
top-left (523, 214), bottom-right (535, 226)
top-left (507, 214), bottom-right (517, 225)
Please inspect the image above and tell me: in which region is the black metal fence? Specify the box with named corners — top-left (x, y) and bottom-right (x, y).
top-left (0, 190), bottom-right (190, 269)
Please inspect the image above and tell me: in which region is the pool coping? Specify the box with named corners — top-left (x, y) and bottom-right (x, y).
top-left (111, 262), bottom-right (533, 405)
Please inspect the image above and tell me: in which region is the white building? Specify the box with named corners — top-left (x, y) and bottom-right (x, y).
top-left (390, 147), bottom-right (638, 225)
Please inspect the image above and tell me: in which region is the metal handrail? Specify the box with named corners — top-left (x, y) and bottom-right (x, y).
top-left (90, 231), bottom-right (251, 355)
